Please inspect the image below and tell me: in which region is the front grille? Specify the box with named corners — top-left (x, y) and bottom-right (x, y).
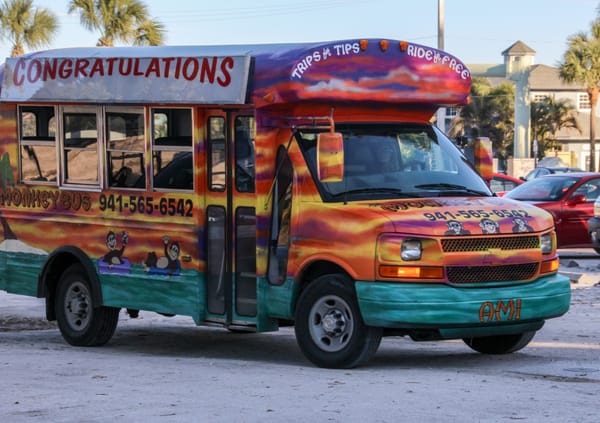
top-left (446, 263), bottom-right (539, 284)
top-left (442, 235), bottom-right (539, 253)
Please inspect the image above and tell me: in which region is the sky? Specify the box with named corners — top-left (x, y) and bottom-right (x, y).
top-left (0, 0), bottom-right (599, 67)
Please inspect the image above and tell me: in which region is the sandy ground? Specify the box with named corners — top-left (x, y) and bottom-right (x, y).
top-left (0, 253), bottom-right (599, 422)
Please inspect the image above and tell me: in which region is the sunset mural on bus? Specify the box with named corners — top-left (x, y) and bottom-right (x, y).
top-left (0, 38), bottom-right (570, 368)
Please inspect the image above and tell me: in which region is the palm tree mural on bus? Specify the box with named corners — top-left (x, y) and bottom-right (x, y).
top-left (0, 152), bottom-right (16, 240)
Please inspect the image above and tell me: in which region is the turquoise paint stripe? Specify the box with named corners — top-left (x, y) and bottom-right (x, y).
top-left (262, 276), bottom-right (296, 320)
top-left (356, 274), bottom-right (571, 329)
top-left (100, 268), bottom-right (205, 322)
top-left (438, 321), bottom-right (545, 339)
top-left (4, 252), bottom-right (46, 297)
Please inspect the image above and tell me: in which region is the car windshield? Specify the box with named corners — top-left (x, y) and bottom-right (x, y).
top-left (296, 123), bottom-right (491, 202)
top-left (505, 176), bottom-right (578, 201)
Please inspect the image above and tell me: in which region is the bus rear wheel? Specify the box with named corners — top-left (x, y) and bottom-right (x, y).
top-left (55, 264), bottom-right (119, 347)
top-left (294, 274), bottom-right (382, 369)
top-left (463, 331), bottom-right (536, 354)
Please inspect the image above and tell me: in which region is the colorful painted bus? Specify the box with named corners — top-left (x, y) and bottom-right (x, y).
top-left (0, 38), bottom-right (570, 368)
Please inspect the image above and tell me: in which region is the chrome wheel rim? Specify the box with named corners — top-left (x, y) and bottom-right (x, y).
top-left (63, 281), bottom-right (92, 331)
top-left (308, 295), bottom-right (354, 352)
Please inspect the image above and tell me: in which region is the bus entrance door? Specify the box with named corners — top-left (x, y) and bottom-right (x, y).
top-left (205, 110), bottom-right (257, 329)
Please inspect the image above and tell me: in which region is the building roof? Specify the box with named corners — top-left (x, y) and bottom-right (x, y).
top-left (501, 41), bottom-right (536, 56)
top-left (467, 64), bottom-right (506, 77)
top-left (528, 64), bottom-right (584, 90)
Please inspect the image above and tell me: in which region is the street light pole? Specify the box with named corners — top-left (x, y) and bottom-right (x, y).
top-left (436, 0), bottom-right (446, 132)
top-left (438, 0), bottom-right (444, 51)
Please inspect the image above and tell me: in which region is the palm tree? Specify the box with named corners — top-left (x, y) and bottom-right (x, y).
top-left (558, 10), bottom-right (600, 171)
top-left (0, 0), bottom-right (58, 57)
top-left (531, 97), bottom-right (580, 158)
top-left (68, 0), bottom-right (165, 47)
top-left (448, 77), bottom-right (514, 154)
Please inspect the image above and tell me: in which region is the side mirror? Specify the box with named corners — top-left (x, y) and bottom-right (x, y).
top-left (566, 194), bottom-right (587, 206)
top-left (463, 137), bottom-right (493, 183)
top-left (317, 131), bottom-right (344, 182)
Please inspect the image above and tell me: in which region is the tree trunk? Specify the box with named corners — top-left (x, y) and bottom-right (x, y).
top-left (589, 87), bottom-right (598, 172)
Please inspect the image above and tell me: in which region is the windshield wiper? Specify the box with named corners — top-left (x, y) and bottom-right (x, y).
top-left (414, 183), bottom-right (488, 196)
top-left (331, 187), bottom-right (412, 199)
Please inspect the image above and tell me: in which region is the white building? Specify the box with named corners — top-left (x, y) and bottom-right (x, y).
top-left (448, 41), bottom-right (599, 174)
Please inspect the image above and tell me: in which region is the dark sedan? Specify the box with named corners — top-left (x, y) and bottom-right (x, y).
top-left (504, 173), bottom-right (600, 249)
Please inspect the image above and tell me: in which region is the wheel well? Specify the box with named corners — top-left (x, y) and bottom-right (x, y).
top-left (293, 260), bottom-right (351, 313)
top-left (39, 246), bottom-right (101, 321)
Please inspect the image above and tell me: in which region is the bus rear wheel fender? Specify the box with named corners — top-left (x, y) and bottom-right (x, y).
top-left (462, 331), bottom-right (536, 354)
top-left (294, 273), bottom-right (382, 369)
top-left (55, 264), bottom-right (119, 347)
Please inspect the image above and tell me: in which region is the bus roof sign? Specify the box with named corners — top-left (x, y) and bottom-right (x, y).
top-left (0, 54), bottom-right (251, 104)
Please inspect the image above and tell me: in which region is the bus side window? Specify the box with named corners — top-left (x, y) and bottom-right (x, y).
top-left (106, 107), bottom-right (145, 189)
top-left (61, 107), bottom-right (100, 186)
top-left (234, 116), bottom-right (255, 193)
top-left (151, 108), bottom-right (193, 191)
top-left (268, 147), bottom-right (293, 285)
top-left (19, 105), bottom-right (57, 183)
top-left (208, 116), bottom-right (226, 191)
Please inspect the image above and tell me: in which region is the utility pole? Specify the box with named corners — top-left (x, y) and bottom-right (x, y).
top-left (438, 0), bottom-right (444, 51)
top-left (436, 0), bottom-right (446, 132)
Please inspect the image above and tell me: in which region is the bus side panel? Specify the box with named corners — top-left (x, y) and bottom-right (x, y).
top-left (0, 190), bottom-right (206, 321)
top-left (5, 250), bottom-right (44, 297)
top-left (100, 271), bottom-right (205, 321)
top-left (0, 104), bottom-right (19, 293)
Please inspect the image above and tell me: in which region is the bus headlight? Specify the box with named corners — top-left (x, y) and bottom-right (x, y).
top-left (541, 233), bottom-right (553, 255)
top-left (401, 239), bottom-right (422, 261)
top-left (376, 235), bottom-right (444, 282)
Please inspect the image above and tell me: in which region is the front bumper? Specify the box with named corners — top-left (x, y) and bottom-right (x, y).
top-left (355, 273), bottom-right (571, 338)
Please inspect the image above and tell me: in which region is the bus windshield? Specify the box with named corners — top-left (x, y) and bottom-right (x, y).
top-left (297, 123), bottom-right (492, 202)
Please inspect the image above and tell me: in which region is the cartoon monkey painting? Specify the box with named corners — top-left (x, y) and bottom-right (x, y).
top-left (479, 218), bottom-right (500, 234)
top-left (511, 216), bottom-right (534, 233)
top-left (444, 220), bottom-right (471, 235)
top-left (143, 236), bottom-right (181, 276)
top-left (102, 231), bottom-right (128, 266)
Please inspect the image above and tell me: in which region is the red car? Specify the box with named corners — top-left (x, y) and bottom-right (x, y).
top-left (490, 173), bottom-right (522, 196)
top-left (504, 173), bottom-right (600, 249)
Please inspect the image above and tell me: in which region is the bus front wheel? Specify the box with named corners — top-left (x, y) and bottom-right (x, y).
top-left (294, 274), bottom-right (382, 369)
top-left (463, 331), bottom-right (536, 354)
top-left (55, 264), bottom-right (119, 347)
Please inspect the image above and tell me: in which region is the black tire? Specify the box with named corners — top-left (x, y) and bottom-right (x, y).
top-left (463, 331), bottom-right (536, 354)
top-left (294, 274), bottom-right (382, 369)
top-left (55, 264), bottom-right (119, 347)
top-left (594, 247), bottom-right (600, 255)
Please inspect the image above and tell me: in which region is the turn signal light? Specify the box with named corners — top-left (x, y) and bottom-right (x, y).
top-left (540, 258), bottom-right (559, 274)
top-left (360, 40), bottom-right (369, 51)
top-left (379, 40), bottom-right (389, 52)
top-left (379, 265), bottom-right (444, 280)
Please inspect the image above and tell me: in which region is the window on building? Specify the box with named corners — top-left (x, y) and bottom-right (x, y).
top-left (445, 107), bottom-right (459, 118)
top-left (532, 94), bottom-right (548, 103)
top-left (578, 93), bottom-right (591, 110)
top-left (19, 105), bottom-right (57, 183)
